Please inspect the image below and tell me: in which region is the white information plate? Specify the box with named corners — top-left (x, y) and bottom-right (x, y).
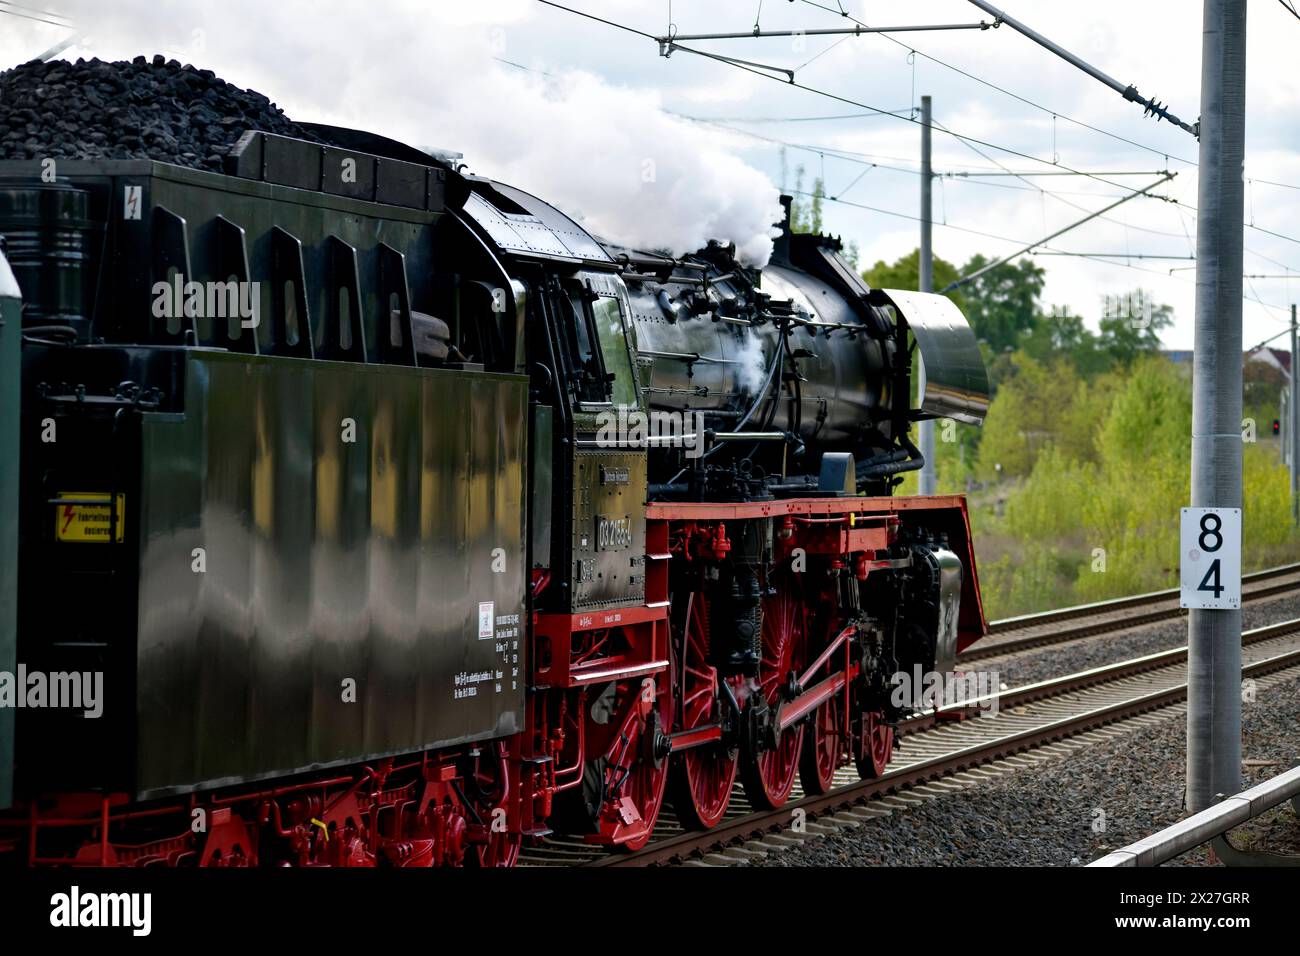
top-left (1180, 507), bottom-right (1241, 609)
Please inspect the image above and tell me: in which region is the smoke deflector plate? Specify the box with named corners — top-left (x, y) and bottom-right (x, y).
top-left (876, 288), bottom-right (991, 426)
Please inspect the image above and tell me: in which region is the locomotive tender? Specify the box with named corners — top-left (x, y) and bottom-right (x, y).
top-left (0, 122), bottom-right (989, 865)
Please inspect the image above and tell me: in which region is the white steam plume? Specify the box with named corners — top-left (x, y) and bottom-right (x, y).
top-left (733, 332), bottom-right (771, 396)
top-left (28, 1), bottom-right (783, 265)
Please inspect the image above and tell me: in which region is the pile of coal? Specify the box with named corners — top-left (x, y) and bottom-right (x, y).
top-left (0, 55), bottom-right (323, 171)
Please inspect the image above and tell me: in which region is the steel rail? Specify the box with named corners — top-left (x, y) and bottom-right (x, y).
top-left (906, 618), bottom-right (1300, 735)
top-left (986, 562), bottom-right (1299, 632)
top-left (961, 563), bottom-right (1300, 662)
top-left (587, 636), bottom-right (1300, 867)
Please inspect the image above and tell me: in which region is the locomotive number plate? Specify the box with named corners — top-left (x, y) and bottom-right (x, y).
top-left (54, 492), bottom-right (125, 543)
top-left (595, 514), bottom-right (632, 552)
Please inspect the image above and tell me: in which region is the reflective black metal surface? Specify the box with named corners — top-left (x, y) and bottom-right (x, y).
top-left (133, 352), bottom-right (527, 798)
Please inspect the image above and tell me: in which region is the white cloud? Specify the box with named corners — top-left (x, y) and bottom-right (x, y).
top-left (3, 0), bottom-right (1299, 346)
top-left (2, 0), bottom-right (783, 264)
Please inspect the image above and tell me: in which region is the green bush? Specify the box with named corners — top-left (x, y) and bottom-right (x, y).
top-left (970, 352), bottom-right (1299, 617)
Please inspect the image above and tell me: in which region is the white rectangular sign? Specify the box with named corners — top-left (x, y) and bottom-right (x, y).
top-left (1179, 507), bottom-right (1241, 609)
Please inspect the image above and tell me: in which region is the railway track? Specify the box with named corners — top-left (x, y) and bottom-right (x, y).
top-left (959, 562), bottom-right (1300, 662)
top-left (518, 615), bottom-right (1300, 868)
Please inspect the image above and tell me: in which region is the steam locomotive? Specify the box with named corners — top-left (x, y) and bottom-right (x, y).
top-left (0, 122), bottom-right (988, 865)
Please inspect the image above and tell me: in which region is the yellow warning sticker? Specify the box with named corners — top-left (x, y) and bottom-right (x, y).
top-left (54, 492), bottom-right (125, 543)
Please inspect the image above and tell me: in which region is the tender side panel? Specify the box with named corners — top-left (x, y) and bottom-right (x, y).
top-left (134, 351), bottom-right (528, 799)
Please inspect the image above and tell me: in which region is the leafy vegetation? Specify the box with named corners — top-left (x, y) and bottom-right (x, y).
top-left (786, 161), bottom-right (859, 268)
top-left (857, 247), bottom-right (1299, 619)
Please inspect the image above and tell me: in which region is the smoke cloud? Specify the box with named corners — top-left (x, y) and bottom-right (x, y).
top-left (26, 1), bottom-right (782, 264)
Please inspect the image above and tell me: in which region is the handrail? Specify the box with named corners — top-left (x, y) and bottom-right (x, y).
top-left (1089, 765), bottom-right (1300, 867)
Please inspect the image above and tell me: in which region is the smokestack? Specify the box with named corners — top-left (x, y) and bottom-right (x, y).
top-left (771, 194), bottom-right (793, 266)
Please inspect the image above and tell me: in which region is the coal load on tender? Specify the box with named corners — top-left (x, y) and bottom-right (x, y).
top-left (0, 55), bottom-right (323, 170)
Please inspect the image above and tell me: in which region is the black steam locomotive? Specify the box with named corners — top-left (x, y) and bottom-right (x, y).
top-left (0, 122), bottom-right (988, 865)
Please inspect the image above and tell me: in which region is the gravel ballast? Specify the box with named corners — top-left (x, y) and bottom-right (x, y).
top-left (0, 55), bottom-right (322, 171)
top-left (752, 670), bottom-right (1300, 867)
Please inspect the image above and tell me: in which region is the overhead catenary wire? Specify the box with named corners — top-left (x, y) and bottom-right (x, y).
top-left (795, 0), bottom-right (1200, 169)
top-left (654, 20), bottom-right (1000, 44)
top-left (535, 0), bottom-right (1175, 201)
top-left (1034, 252), bottom-right (1195, 260)
top-left (930, 114), bottom-right (1190, 242)
top-left (535, 1), bottom-right (1297, 320)
top-left (796, 0), bottom-right (1300, 223)
top-left (963, 0), bottom-right (1197, 135)
top-left (941, 175), bottom-right (1177, 292)
top-left (562, 0), bottom-right (1300, 253)
top-left (801, 189), bottom-right (1292, 320)
top-left (678, 112), bottom-right (1158, 201)
top-left (798, 0), bottom-right (1300, 219)
top-left (0, 1), bottom-right (73, 29)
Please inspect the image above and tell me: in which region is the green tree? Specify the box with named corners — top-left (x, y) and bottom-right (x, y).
top-left (862, 248), bottom-right (967, 315)
top-left (1021, 291), bottom-right (1174, 375)
top-left (1243, 358), bottom-right (1286, 426)
top-left (1095, 289), bottom-right (1173, 364)
top-left (975, 353), bottom-right (1082, 480)
top-left (956, 255), bottom-right (1046, 353)
top-left (788, 165), bottom-right (824, 235)
top-left (1021, 308), bottom-right (1106, 375)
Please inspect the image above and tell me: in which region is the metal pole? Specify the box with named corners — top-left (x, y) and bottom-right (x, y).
top-left (1186, 0), bottom-right (1246, 813)
top-left (1292, 304), bottom-right (1299, 526)
top-left (1283, 387), bottom-right (1290, 469)
top-left (918, 95), bottom-right (936, 496)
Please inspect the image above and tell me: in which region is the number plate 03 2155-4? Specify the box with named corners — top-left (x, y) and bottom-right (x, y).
top-left (595, 514), bottom-right (632, 552)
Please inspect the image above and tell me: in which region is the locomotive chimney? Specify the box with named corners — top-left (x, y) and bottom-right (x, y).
top-left (770, 194), bottom-right (793, 266)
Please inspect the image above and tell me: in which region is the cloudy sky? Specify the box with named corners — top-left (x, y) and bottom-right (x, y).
top-left (3, 0), bottom-right (1299, 349)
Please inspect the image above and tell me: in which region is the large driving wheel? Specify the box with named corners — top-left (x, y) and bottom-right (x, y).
top-left (799, 691), bottom-right (844, 795)
top-left (740, 572), bottom-right (806, 810)
top-left (668, 591), bottom-right (739, 829)
top-left (854, 708), bottom-right (895, 779)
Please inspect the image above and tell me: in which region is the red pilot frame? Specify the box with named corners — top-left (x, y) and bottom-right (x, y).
top-left (519, 494), bottom-right (986, 847)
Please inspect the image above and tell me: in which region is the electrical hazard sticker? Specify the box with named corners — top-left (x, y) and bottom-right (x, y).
top-left (54, 492), bottom-right (125, 543)
top-left (478, 601), bottom-right (495, 639)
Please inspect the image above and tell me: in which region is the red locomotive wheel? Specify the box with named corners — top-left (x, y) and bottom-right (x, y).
top-left (740, 577), bottom-right (805, 810)
top-left (668, 591), bottom-right (739, 830)
top-left (614, 673), bottom-right (673, 851)
top-left (854, 709), bottom-right (895, 779)
top-left (799, 694), bottom-right (842, 795)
